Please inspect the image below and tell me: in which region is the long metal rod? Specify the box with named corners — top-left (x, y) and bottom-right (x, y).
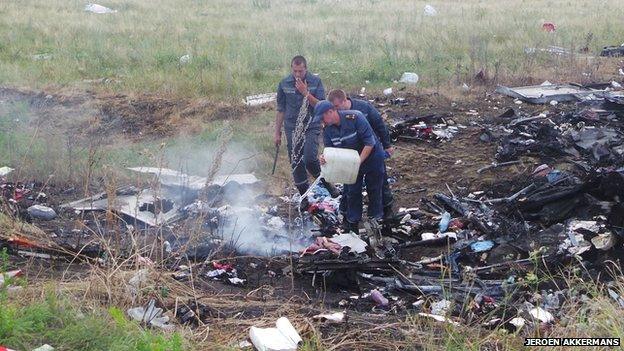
top-left (271, 145), bottom-right (280, 175)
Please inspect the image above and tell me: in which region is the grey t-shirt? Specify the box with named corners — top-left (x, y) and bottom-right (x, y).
top-left (276, 72), bottom-right (325, 132)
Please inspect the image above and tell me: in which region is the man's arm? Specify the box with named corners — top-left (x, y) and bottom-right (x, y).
top-left (306, 92), bottom-right (320, 107)
top-left (308, 78), bottom-right (325, 107)
top-left (320, 129), bottom-right (332, 165)
top-left (323, 128), bottom-right (332, 147)
top-left (355, 114), bottom-right (377, 164)
top-left (275, 82), bottom-right (286, 146)
top-left (366, 102), bottom-right (392, 150)
top-left (359, 145), bottom-right (373, 164)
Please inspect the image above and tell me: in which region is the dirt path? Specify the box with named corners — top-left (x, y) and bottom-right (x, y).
top-left (0, 86), bottom-right (254, 140)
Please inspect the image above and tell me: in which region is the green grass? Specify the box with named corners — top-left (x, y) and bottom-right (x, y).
top-left (0, 247), bottom-right (186, 351)
top-left (1, 0), bottom-right (623, 99)
top-left (0, 293), bottom-right (187, 351)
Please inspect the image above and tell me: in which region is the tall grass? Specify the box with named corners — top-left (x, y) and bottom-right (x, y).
top-left (0, 0), bottom-right (623, 99)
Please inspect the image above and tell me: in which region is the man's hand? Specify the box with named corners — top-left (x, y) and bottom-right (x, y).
top-left (274, 130), bottom-right (282, 147)
top-left (295, 78), bottom-right (309, 97)
top-left (385, 147), bottom-right (395, 157)
top-left (319, 154), bottom-right (326, 165)
top-left (360, 145), bottom-right (373, 164)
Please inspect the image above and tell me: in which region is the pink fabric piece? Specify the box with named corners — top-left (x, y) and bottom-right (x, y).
top-left (301, 237), bottom-right (342, 255)
top-left (542, 22), bottom-right (556, 32)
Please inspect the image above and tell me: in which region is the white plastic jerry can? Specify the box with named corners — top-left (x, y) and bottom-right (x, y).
top-left (321, 147), bottom-right (360, 184)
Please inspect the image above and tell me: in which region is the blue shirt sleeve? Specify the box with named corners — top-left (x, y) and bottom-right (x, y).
top-left (365, 102), bottom-right (391, 148)
top-left (313, 77), bottom-right (325, 100)
top-left (323, 128), bottom-right (332, 147)
top-left (355, 115), bottom-right (376, 147)
top-left (276, 81), bottom-right (285, 112)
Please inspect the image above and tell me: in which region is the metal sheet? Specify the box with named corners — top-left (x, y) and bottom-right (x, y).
top-left (127, 167), bottom-right (206, 190)
top-left (62, 187), bottom-right (181, 226)
top-left (127, 167), bottom-right (258, 189)
top-left (496, 84), bottom-right (609, 104)
top-left (245, 93), bottom-right (277, 106)
top-left (113, 189), bottom-right (181, 227)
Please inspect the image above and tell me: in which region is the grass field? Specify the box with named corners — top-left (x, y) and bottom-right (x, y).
top-left (1, 0), bottom-right (624, 99)
top-left (2, 1), bottom-right (624, 350)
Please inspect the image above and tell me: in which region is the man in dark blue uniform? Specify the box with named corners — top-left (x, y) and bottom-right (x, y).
top-left (275, 56), bottom-right (325, 195)
top-left (327, 89), bottom-right (394, 218)
top-left (314, 100), bottom-right (386, 232)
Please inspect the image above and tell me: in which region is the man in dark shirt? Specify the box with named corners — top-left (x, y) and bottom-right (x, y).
top-left (275, 56), bottom-right (325, 195)
top-left (314, 101), bottom-right (386, 232)
top-left (327, 89), bottom-right (394, 218)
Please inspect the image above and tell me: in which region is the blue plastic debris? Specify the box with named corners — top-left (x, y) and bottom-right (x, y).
top-left (470, 240), bottom-right (495, 253)
top-left (546, 170), bottom-right (566, 183)
top-left (438, 212), bottom-right (451, 232)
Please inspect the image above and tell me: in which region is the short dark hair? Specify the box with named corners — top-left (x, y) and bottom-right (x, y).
top-left (291, 55), bottom-right (307, 67)
top-left (327, 89), bottom-right (348, 102)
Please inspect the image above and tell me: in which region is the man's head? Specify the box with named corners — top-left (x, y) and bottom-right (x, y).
top-left (291, 55), bottom-right (307, 80)
top-left (314, 100), bottom-right (340, 125)
top-left (328, 89), bottom-right (350, 110)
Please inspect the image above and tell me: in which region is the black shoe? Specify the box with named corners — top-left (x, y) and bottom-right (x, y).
top-left (296, 184), bottom-right (309, 196)
top-left (320, 178), bottom-right (341, 198)
top-left (383, 205), bottom-right (394, 220)
top-left (299, 197), bottom-right (310, 212)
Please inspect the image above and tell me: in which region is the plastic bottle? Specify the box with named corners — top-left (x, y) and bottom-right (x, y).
top-left (399, 72), bottom-right (419, 85)
top-left (321, 147), bottom-right (360, 184)
top-left (370, 289), bottom-right (389, 306)
top-left (438, 212), bottom-right (451, 232)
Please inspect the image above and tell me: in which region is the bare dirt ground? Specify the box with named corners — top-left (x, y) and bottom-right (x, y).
top-left (0, 86), bottom-right (253, 140)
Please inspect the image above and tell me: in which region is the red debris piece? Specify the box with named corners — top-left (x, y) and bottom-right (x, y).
top-left (308, 202), bottom-right (336, 213)
top-left (542, 22), bottom-right (556, 32)
top-left (6, 270), bottom-right (22, 279)
top-left (212, 262), bottom-right (233, 271)
top-left (448, 218), bottom-right (465, 229)
top-left (8, 236), bottom-right (42, 248)
top-left (0, 270), bottom-right (22, 285)
top-left (408, 125), bottom-right (433, 139)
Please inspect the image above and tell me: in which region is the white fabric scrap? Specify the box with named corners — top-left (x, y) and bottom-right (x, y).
top-left (330, 233), bottom-right (368, 253)
top-left (0, 166), bottom-right (14, 176)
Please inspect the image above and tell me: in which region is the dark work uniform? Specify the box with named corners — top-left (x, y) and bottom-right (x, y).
top-left (323, 110), bottom-right (385, 223)
top-left (276, 72), bottom-right (325, 194)
top-left (339, 98), bottom-right (394, 215)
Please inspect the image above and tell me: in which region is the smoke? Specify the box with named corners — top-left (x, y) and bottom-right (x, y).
top-left (162, 138), bottom-right (309, 256)
top-left (213, 176), bottom-right (309, 256)
top-left (163, 137), bottom-right (260, 177)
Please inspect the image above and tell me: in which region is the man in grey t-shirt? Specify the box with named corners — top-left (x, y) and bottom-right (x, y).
top-left (274, 56), bottom-right (325, 195)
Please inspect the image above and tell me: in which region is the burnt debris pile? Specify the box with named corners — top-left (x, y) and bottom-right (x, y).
top-left (294, 83), bottom-right (624, 329)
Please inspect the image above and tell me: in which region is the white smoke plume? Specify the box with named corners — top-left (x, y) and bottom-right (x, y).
top-left (162, 139), bottom-right (308, 256)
